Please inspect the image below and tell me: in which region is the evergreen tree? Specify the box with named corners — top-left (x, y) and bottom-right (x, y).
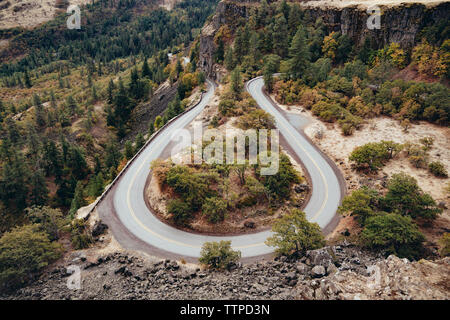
top-left (69, 181), bottom-right (86, 216)
top-left (288, 3), bottom-right (302, 37)
top-left (134, 133), bottom-right (145, 153)
top-left (33, 94), bottom-right (46, 127)
top-left (24, 70), bottom-right (32, 88)
top-left (30, 168), bottom-right (49, 206)
top-left (288, 26), bottom-right (310, 79)
top-left (141, 58), bottom-right (152, 79)
top-left (224, 46), bottom-right (235, 71)
top-left (273, 14), bottom-right (289, 58)
top-left (215, 38), bottom-right (225, 63)
top-left (105, 140), bottom-right (121, 169)
top-left (107, 78), bottom-right (115, 104)
top-left (230, 67), bottom-right (242, 96)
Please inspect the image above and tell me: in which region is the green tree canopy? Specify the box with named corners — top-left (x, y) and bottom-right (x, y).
top-left (361, 213), bottom-right (425, 260)
top-left (266, 209), bottom-right (325, 256)
top-left (0, 224), bottom-right (62, 292)
top-left (199, 240), bottom-right (241, 270)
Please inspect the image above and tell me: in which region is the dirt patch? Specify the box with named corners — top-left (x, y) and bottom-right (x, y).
top-left (0, 0), bottom-right (90, 29)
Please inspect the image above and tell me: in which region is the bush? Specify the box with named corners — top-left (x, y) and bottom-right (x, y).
top-left (338, 187), bottom-right (379, 225)
top-left (167, 199), bottom-right (193, 226)
top-left (260, 154), bottom-right (300, 201)
top-left (266, 210), bottom-right (325, 256)
top-left (361, 213), bottom-right (425, 260)
top-left (349, 141), bottom-right (403, 172)
top-left (429, 161), bottom-right (448, 178)
top-left (70, 219), bottom-right (93, 250)
top-left (0, 224), bottom-right (62, 292)
top-left (218, 99), bottom-right (235, 116)
top-left (237, 109), bottom-right (275, 130)
top-left (25, 206), bottom-right (66, 241)
top-left (166, 165), bottom-right (215, 211)
top-left (202, 197), bottom-right (227, 223)
top-left (382, 173), bottom-right (442, 220)
top-left (311, 101), bottom-right (343, 123)
top-left (199, 241), bottom-right (241, 269)
top-left (438, 233), bottom-right (450, 257)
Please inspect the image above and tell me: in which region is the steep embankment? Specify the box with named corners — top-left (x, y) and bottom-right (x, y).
top-left (199, 0), bottom-right (450, 78)
top-left (4, 243), bottom-right (449, 300)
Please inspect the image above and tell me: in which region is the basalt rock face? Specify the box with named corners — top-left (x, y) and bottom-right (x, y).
top-left (3, 243), bottom-right (449, 300)
top-left (306, 2), bottom-right (450, 48)
top-left (199, 0), bottom-right (450, 78)
top-left (199, 0), bottom-right (253, 79)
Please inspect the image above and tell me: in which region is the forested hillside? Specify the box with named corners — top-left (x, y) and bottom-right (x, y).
top-left (0, 0), bottom-right (218, 238)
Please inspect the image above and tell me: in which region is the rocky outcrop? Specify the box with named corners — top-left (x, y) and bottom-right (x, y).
top-left (4, 243), bottom-right (448, 300)
top-left (199, 0), bottom-right (450, 78)
top-left (304, 2), bottom-right (450, 48)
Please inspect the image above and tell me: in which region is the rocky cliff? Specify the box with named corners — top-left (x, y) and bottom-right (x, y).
top-left (199, 0), bottom-right (450, 78)
top-left (3, 242), bottom-right (449, 300)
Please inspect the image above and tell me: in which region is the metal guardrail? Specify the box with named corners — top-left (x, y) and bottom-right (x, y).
top-left (83, 81), bottom-right (211, 221)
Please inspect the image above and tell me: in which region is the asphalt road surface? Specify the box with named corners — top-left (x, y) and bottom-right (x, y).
top-left (106, 77), bottom-right (342, 259)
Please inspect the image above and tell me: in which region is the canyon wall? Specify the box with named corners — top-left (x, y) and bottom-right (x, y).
top-left (199, 0), bottom-right (450, 78)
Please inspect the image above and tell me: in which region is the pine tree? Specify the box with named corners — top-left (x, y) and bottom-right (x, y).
top-left (288, 3), bottom-right (302, 37)
top-left (231, 67), bottom-right (242, 96)
top-left (148, 122), bottom-right (155, 136)
top-left (288, 26), bottom-right (310, 79)
top-left (30, 168), bottom-right (49, 206)
top-left (113, 78), bottom-right (131, 126)
top-left (105, 140), bottom-right (121, 169)
top-left (24, 70), bottom-right (32, 88)
top-left (107, 78), bottom-right (115, 104)
top-left (69, 181), bottom-right (86, 216)
top-left (33, 94), bottom-right (46, 127)
top-left (134, 133), bottom-right (145, 153)
top-left (224, 46), bottom-right (235, 71)
top-left (142, 58), bottom-right (152, 79)
top-left (273, 14), bottom-right (289, 58)
top-left (124, 141), bottom-right (134, 160)
top-left (215, 38), bottom-right (225, 63)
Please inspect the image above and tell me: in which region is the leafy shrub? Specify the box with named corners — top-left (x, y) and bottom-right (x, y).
top-left (166, 165), bottom-right (216, 211)
top-left (167, 199), bottom-right (193, 226)
top-left (311, 101), bottom-right (343, 123)
top-left (428, 161), bottom-right (448, 178)
top-left (349, 141), bottom-right (403, 172)
top-left (438, 233), bottom-right (450, 257)
top-left (266, 210), bottom-right (325, 256)
top-left (259, 154), bottom-right (300, 201)
top-left (237, 109), bottom-right (275, 130)
top-left (199, 241), bottom-right (241, 269)
top-left (218, 99), bottom-right (235, 116)
top-left (361, 213), bottom-right (425, 260)
top-left (202, 197), bottom-right (227, 223)
top-left (70, 219), bottom-right (92, 250)
top-left (382, 173), bottom-right (442, 220)
top-left (0, 224), bottom-right (62, 292)
top-left (338, 187), bottom-right (379, 225)
top-left (25, 206), bottom-right (65, 241)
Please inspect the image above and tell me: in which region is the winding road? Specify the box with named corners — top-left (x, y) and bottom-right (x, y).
top-left (98, 77), bottom-right (343, 260)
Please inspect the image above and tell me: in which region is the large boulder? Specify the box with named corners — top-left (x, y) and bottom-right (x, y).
top-left (311, 265), bottom-right (326, 278)
top-left (306, 247), bottom-right (336, 267)
top-left (92, 220), bottom-right (108, 237)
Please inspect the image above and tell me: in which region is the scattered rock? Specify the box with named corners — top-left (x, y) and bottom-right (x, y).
top-left (294, 184), bottom-right (310, 193)
top-left (92, 220), bottom-right (108, 237)
top-left (311, 265), bottom-right (326, 278)
top-left (243, 219), bottom-right (256, 229)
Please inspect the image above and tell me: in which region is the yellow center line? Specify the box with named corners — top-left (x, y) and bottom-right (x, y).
top-left (123, 80), bottom-right (330, 251)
